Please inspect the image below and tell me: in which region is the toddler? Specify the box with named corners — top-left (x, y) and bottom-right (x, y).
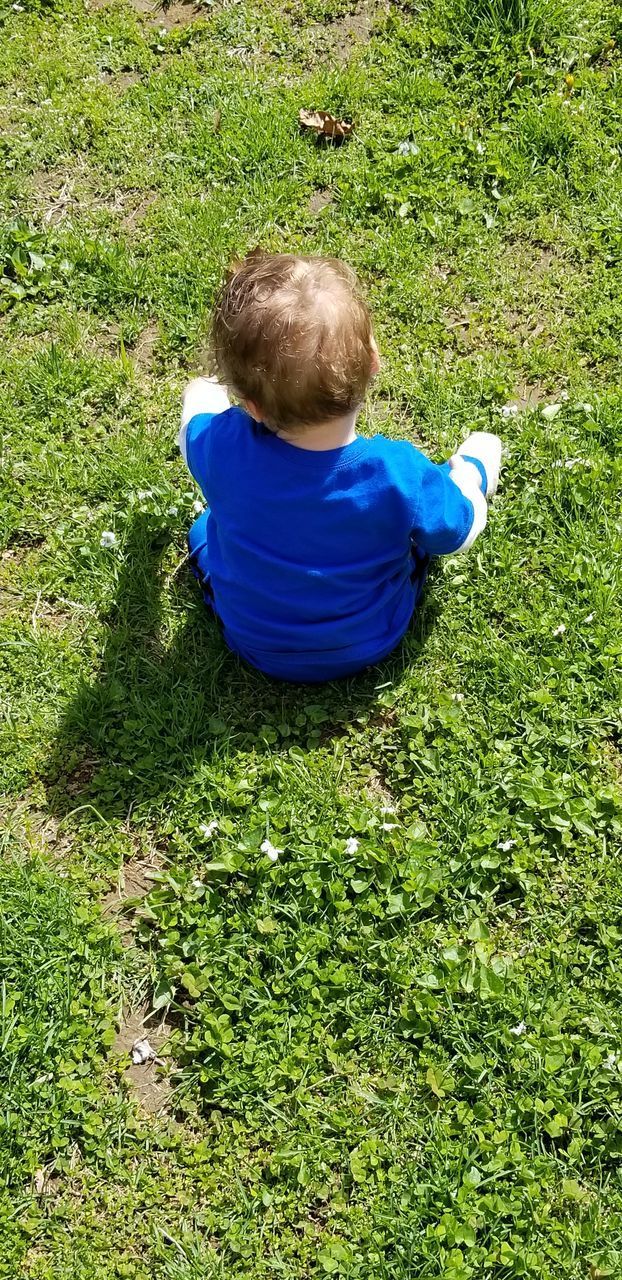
top-left (180, 252), bottom-right (501, 682)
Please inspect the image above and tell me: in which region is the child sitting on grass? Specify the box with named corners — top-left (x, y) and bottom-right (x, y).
top-left (180, 252), bottom-right (501, 683)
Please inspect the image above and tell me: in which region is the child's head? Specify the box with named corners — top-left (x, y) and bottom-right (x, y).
top-left (210, 252), bottom-right (377, 432)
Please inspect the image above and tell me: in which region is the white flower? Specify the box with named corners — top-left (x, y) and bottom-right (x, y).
top-left (136, 489), bottom-right (153, 501)
top-left (542, 403), bottom-right (562, 421)
top-left (191, 876), bottom-right (204, 889)
top-left (497, 839), bottom-right (516, 852)
top-left (397, 139), bottom-right (420, 156)
top-left (100, 531), bottom-right (117, 548)
top-left (475, 141), bottom-right (485, 155)
top-left (451, 692), bottom-right (465, 703)
top-left (166, 506), bottom-right (178, 517)
top-left (199, 820), bottom-right (218, 839)
top-left (344, 837), bottom-right (359, 855)
top-left (510, 1021), bottom-right (527, 1036)
top-left (605, 1051), bottom-right (620, 1069)
top-left (559, 390), bottom-right (570, 402)
top-left (192, 499), bottom-right (204, 516)
top-left (261, 839), bottom-right (282, 862)
top-left (381, 822), bottom-right (398, 832)
top-left (552, 623), bottom-right (566, 637)
top-left (579, 402), bottom-right (594, 414)
top-left (381, 804), bottom-right (396, 815)
top-left (584, 612), bottom-right (594, 624)
top-left (500, 403), bottom-right (519, 418)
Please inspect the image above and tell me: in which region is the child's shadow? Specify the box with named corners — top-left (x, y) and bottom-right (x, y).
top-left (45, 512), bottom-right (441, 822)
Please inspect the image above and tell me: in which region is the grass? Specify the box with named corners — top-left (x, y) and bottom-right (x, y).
top-left (1, 0), bottom-right (622, 1274)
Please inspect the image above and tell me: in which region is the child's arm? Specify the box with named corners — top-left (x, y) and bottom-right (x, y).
top-left (452, 431), bottom-right (502, 498)
top-left (179, 376), bottom-right (230, 478)
top-left (410, 431), bottom-right (502, 556)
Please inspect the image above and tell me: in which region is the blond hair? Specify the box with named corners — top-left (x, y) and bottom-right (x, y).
top-left (210, 252), bottom-right (374, 431)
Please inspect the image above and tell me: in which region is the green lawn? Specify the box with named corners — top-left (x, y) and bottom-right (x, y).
top-left (1, 0), bottom-right (622, 1274)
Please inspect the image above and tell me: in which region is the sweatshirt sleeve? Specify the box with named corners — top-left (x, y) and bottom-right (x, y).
top-left (410, 454), bottom-right (488, 555)
top-left (179, 378), bottom-right (230, 487)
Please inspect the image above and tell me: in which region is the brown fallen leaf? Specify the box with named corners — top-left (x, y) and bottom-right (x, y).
top-left (299, 109), bottom-right (354, 141)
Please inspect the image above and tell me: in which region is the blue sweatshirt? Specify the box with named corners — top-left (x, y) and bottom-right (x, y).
top-left (182, 403), bottom-right (495, 682)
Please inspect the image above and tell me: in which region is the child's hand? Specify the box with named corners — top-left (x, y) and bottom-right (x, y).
top-left (453, 432), bottom-right (502, 498)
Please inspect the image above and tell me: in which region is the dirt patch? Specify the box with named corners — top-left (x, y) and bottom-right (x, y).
top-left (102, 854), bottom-right (164, 942)
top-left (92, 0), bottom-right (205, 27)
top-left (120, 191), bottom-right (157, 229)
top-left (0, 796), bottom-right (74, 860)
top-left (114, 1004), bottom-right (174, 1114)
top-left (507, 381), bottom-right (550, 411)
top-left (308, 188), bottom-right (334, 215)
top-left (364, 769), bottom-right (398, 813)
top-left (442, 304), bottom-right (478, 349)
top-left (64, 758), bottom-right (99, 798)
top-left (313, 1), bottom-right (377, 61)
top-left (157, 0), bottom-right (204, 29)
top-left (31, 163), bottom-right (157, 230)
top-left (100, 69), bottom-right (143, 90)
top-left (30, 597), bottom-right (75, 632)
top-left (0, 586), bottom-right (20, 618)
top-left (131, 321), bottom-right (159, 372)
top-left (31, 165), bottom-right (81, 227)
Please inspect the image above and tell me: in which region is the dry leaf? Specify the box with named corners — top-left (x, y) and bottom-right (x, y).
top-left (299, 109), bottom-right (354, 141)
top-left (33, 1169), bottom-right (47, 1195)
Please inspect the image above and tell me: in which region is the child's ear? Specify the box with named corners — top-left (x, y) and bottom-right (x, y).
top-left (242, 398), bottom-right (263, 422)
top-left (370, 339), bottom-right (381, 376)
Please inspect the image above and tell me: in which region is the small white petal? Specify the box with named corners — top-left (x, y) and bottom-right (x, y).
top-left (136, 490), bottom-right (152, 501)
top-left (579, 402), bottom-right (594, 414)
top-left (344, 837), bottom-right (359, 855)
top-left (192, 499), bottom-right (204, 516)
top-left (166, 506), bottom-right (178, 517)
top-left (584, 613), bottom-right (594, 624)
top-left (497, 839), bottom-right (516, 852)
top-left (381, 822), bottom-right (398, 832)
top-left (100, 531), bottom-right (117, 548)
top-left (199, 820), bottom-right (218, 839)
top-left (510, 1021), bottom-right (527, 1036)
top-left (542, 403), bottom-right (562, 421)
top-left (260, 839), bottom-right (282, 862)
top-left (552, 623), bottom-right (566, 637)
top-left (605, 1051), bottom-right (620, 1069)
top-left (475, 141), bottom-right (485, 155)
top-left (500, 403), bottom-right (519, 418)
top-left (191, 877), bottom-right (204, 889)
top-left (451, 692), bottom-right (465, 703)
